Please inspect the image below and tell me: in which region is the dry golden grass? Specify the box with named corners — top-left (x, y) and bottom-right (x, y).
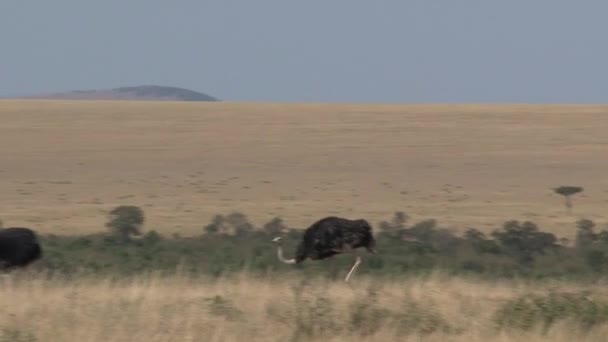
top-left (2, 272), bottom-right (608, 341)
top-left (1, 100), bottom-right (607, 238)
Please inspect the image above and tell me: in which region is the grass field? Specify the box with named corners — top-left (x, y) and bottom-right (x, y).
top-left (3, 272), bottom-right (608, 341)
top-left (2, 100), bottom-right (608, 341)
top-left (1, 100), bottom-right (607, 239)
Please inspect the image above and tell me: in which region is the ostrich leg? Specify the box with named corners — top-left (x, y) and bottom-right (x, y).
top-left (344, 255), bottom-right (362, 282)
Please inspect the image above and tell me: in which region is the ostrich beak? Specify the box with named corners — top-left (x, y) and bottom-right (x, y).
top-left (272, 237), bottom-right (282, 243)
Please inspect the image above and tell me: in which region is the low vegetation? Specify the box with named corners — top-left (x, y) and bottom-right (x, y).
top-left (18, 207), bottom-right (607, 281)
top-left (3, 206), bottom-right (608, 340)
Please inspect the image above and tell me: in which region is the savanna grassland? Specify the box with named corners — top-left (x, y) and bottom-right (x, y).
top-left (2, 100), bottom-right (608, 341)
top-left (4, 272), bottom-right (608, 341)
top-left (1, 100), bottom-right (607, 238)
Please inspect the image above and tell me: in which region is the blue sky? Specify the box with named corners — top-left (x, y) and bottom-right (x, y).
top-left (1, 0), bottom-right (606, 103)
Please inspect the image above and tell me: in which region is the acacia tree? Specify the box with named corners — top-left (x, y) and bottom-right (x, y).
top-left (553, 186), bottom-right (583, 213)
top-left (106, 205), bottom-right (145, 243)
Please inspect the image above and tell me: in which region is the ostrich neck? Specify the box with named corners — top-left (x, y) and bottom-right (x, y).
top-left (276, 245), bottom-right (296, 264)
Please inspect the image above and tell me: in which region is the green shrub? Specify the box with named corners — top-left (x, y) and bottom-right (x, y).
top-left (492, 221), bottom-right (557, 265)
top-left (585, 250), bottom-right (606, 272)
top-left (28, 212), bottom-right (608, 281)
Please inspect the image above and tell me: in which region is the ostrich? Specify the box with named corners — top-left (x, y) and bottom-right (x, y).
top-left (272, 216), bottom-right (377, 282)
top-left (0, 227), bottom-right (42, 271)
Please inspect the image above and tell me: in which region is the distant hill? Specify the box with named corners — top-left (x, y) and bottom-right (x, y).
top-left (21, 85), bottom-right (219, 102)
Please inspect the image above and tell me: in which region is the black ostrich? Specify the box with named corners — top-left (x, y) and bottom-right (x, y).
top-left (272, 216), bottom-right (377, 282)
top-left (0, 227), bottom-right (42, 271)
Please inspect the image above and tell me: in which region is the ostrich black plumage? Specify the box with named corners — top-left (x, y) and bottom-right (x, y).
top-left (0, 227), bottom-right (42, 271)
top-left (272, 216), bottom-right (376, 282)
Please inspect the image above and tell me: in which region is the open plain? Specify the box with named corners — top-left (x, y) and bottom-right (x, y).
top-left (1, 100), bottom-right (607, 239)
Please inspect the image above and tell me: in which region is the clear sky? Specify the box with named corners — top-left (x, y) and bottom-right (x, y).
top-left (1, 0), bottom-right (606, 103)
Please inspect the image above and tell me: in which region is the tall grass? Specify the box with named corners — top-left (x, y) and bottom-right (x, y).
top-left (3, 271), bottom-right (608, 341)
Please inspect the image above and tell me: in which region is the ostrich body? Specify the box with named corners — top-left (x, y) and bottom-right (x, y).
top-left (0, 227), bottom-right (42, 271)
top-left (272, 216), bottom-right (376, 282)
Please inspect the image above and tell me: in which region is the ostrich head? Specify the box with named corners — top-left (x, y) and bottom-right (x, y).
top-left (272, 236), bottom-right (283, 244)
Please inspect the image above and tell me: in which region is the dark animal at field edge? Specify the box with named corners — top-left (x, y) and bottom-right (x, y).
top-left (272, 216), bottom-right (377, 282)
top-left (0, 227), bottom-right (42, 271)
